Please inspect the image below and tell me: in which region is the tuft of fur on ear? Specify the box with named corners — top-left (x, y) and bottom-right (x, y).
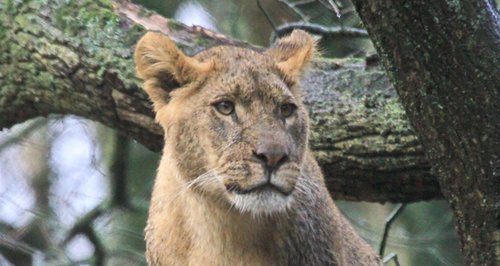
top-left (134, 32), bottom-right (211, 112)
top-left (266, 30), bottom-right (317, 85)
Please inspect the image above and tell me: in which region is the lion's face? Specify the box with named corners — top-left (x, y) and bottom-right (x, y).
top-left (135, 30), bottom-right (315, 215)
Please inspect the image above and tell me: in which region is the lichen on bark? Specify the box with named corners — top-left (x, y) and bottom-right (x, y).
top-left (0, 0), bottom-right (440, 202)
top-left (352, 0), bottom-right (500, 264)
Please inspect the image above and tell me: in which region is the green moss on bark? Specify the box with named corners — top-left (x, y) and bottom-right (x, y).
top-left (0, 0), bottom-right (440, 203)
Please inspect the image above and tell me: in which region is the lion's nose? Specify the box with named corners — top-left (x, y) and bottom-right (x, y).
top-left (253, 142), bottom-right (289, 172)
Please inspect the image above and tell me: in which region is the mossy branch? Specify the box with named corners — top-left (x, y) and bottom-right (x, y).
top-left (0, 0), bottom-right (440, 202)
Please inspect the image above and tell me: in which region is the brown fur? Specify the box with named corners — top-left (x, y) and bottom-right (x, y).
top-left (135, 30), bottom-right (382, 266)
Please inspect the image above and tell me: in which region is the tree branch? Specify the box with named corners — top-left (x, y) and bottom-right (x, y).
top-left (109, 133), bottom-right (131, 208)
top-left (63, 204), bottom-right (106, 245)
top-left (273, 22), bottom-right (369, 40)
top-left (0, 0), bottom-right (440, 202)
top-left (276, 0), bottom-right (312, 21)
top-left (379, 204), bottom-right (406, 257)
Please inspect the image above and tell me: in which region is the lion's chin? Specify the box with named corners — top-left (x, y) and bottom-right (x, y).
top-left (231, 188), bottom-right (292, 217)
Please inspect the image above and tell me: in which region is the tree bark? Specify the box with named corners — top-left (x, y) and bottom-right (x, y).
top-left (352, 0), bottom-right (500, 264)
top-left (0, 0), bottom-right (440, 202)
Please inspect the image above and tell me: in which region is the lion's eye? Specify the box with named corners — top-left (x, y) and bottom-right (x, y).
top-left (214, 100), bottom-right (235, 115)
top-left (280, 103), bottom-right (296, 118)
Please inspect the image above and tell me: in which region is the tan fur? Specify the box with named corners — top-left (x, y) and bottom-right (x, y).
top-left (135, 30), bottom-right (381, 266)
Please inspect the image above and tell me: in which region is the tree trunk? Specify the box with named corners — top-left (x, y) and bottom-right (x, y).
top-left (352, 0), bottom-right (500, 264)
top-left (0, 0), bottom-right (440, 202)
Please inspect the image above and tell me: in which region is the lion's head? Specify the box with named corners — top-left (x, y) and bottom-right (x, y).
top-left (135, 30), bottom-right (316, 215)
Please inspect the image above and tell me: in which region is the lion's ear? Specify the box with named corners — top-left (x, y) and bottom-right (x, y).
top-left (266, 30), bottom-right (317, 84)
top-left (134, 32), bottom-right (210, 111)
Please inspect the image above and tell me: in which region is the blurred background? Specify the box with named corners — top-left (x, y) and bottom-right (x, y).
top-left (1, 0), bottom-right (482, 265)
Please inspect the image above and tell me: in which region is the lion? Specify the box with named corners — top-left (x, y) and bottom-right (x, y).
top-left (134, 29), bottom-right (381, 266)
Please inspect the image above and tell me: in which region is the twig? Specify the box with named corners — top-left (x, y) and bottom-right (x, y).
top-left (63, 203), bottom-right (107, 245)
top-left (290, 0), bottom-right (315, 6)
top-left (257, 0), bottom-right (277, 32)
top-left (62, 133), bottom-right (133, 263)
top-left (109, 133), bottom-right (131, 208)
top-left (272, 22), bottom-right (368, 42)
top-left (379, 203), bottom-right (407, 256)
top-left (276, 0), bottom-right (311, 21)
top-left (318, 0), bottom-right (341, 18)
top-left (0, 232), bottom-right (37, 256)
top-left (0, 118), bottom-right (46, 150)
top-left (340, 6), bottom-right (355, 16)
top-left (383, 252), bottom-right (401, 266)
top-left (0, 221), bottom-right (42, 265)
top-left (86, 227), bottom-right (105, 266)
top-left (62, 204), bottom-right (107, 265)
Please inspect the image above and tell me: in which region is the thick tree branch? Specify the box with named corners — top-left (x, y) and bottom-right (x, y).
top-left (352, 0), bottom-right (500, 264)
top-left (0, 0), bottom-right (440, 202)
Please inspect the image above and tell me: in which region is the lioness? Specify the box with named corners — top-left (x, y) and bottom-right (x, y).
top-left (134, 30), bottom-right (381, 266)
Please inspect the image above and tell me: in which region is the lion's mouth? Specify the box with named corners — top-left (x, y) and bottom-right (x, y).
top-left (225, 181), bottom-right (293, 196)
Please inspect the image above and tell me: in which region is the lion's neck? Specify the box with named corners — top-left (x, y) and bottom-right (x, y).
top-left (146, 149), bottom-right (379, 265)
top-left (184, 187), bottom-right (283, 264)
